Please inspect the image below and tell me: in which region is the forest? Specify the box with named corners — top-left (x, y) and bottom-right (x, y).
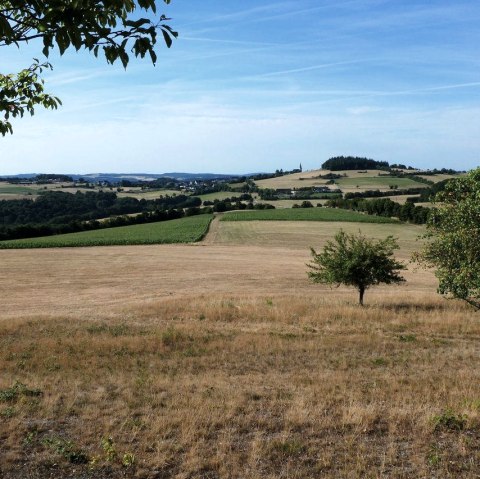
top-left (321, 156), bottom-right (390, 171)
top-left (0, 190), bottom-right (202, 240)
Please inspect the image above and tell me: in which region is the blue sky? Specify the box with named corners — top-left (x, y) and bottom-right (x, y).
top-left (1, 0), bottom-right (480, 174)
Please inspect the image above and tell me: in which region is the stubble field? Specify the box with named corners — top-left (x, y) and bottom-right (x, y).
top-left (1, 220), bottom-right (479, 478)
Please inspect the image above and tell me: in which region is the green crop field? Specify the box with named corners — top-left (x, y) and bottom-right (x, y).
top-left (221, 208), bottom-right (399, 223)
top-left (0, 215), bottom-right (213, 249)
top-left (335, 176), bottom-right (427, 190)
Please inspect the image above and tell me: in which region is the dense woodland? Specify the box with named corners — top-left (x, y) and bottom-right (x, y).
top-left (0, 191), bottom-right (202, 240)
top-left (0, 191), bottom-right (203, 226)
top-left (322, 156), bottom-right (390, 171)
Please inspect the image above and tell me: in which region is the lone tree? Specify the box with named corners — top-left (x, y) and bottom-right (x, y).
top-left (415, 168), bottom-right (480, 309)
top-left (308, 230), bottom-right (406, 305)
top-left (0, 0), bottom-right (177, 135)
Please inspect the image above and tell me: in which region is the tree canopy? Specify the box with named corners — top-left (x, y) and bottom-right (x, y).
top-left (308, 230), bottom-right (406, 305)
top-left (415, 168), bottom-right (480, 309)
top-left (321, 156), bottom-right (389, 171)
top-left (0, 0), bottom-right (177, 135)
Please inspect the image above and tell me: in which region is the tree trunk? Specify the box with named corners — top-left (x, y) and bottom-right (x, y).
top-left (359, 286), bottom-right (365, 306)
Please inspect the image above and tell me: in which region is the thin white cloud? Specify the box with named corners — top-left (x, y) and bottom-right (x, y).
top-left (393, 82), bottom-right (480, 95)
top-left (3, 89), bottom-right (480, 175)
top-left (180, 36), bottom-right (284, 47)
top-left (2, 0), bottom-right (479, 174)
top-left (250, 59), bottom-right (369, 78)
top-left (347, 106), bottom-right (383, 115)
top-left (177, 1), bottom-right (295, 27)
top-left (47, 69), bottom-right (112, 87)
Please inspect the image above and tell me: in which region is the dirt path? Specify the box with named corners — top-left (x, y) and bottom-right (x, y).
top-left (202, 213), bottom-right (222, 244)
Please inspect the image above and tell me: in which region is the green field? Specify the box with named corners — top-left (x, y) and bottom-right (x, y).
top-left (208, 219), bottom-right (424, 257)
top-left (221, 208), bottom-right (399, 223)
top-left (335, 176), bottom-right (427, 190)
top-left (117, 188), bottom-right (182, 199)
top-left (266, 199), bottom-right (327, 209)
top-left (198, 191), bottom-right (239, 202)
top-left (0, 215), bottom-right (213, 249)
top-left (0, 184), bottom-right (40, 195)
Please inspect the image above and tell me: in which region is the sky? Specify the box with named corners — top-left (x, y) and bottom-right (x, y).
top-left (1, 0), bottom-right (480, 175)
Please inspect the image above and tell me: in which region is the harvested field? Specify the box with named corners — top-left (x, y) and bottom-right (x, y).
top-left (254, 170), bottom-right (383, 190)
top-left (1, 221), bottom-right (479, 478)
top-left (254, 169), bottom-right (331, 189)
top-left (335, 176), bottom-right (427, 191)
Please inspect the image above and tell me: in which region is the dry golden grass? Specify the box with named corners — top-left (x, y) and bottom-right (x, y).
top-left (0, 181), bottom-right (103, 197)
top-left (254, 169), bottom-right (330, 189)
top-left (254, 169), bottom-right (384, 190)
top-left (253, 170), bottom-right (462, 194)
top-left (1, 226), bottom-right (479, 478)
top-left (417, 174), bottom-right (465, 183)
top-left (205, 218), bottom-right (425, 259)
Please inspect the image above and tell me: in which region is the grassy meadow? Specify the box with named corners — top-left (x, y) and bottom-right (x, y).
top-left (117, 189), bottom-right (182, 200)
top-left (205, 218), bottom-right (423, 256)
top-left (0, 215), bottom-right (213, 249)
top-left (0, 185), bottom-right (41, 195)
top-left (0, 182), bottom-right (43, 200)
top-left (1, 215), bottom-right (479, 478)
top-left (0, 181), bottom-right (99, 198)
top-left (197, 191), bottom-right (241, 202)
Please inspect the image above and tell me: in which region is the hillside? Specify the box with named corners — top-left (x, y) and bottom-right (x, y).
top-left (0, 168), bottom-right (478, 477)
top-left (1, 217), bottom-right (479, 477)
top-left (254, 168), bottom-right (436, 192)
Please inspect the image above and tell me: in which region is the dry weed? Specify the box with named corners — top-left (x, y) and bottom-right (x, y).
top-left (0, 244), bottom-right (479, 478)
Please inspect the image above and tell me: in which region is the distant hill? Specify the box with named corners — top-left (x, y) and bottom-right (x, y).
top-left (0, 172), bottom-right (242, 183)
top-left (78, 172), bottom-right (243, 182)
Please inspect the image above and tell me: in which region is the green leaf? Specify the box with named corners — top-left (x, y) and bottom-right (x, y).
top-left (1, 1), bottom-right (177, 135)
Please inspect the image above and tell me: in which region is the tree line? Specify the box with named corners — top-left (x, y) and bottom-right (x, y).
top-left (344, 187), bottom-right (426, 200)
top-left (202, 195), bottom-right (275, 213)
top-left (0, 190), bottom-right (203, 241)
top-left (258, 188), bottom-right (341, 201)
top-left (321, 156), bottom-right (390, 171)
top-left (325, 197), bottom-right (430, 224)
